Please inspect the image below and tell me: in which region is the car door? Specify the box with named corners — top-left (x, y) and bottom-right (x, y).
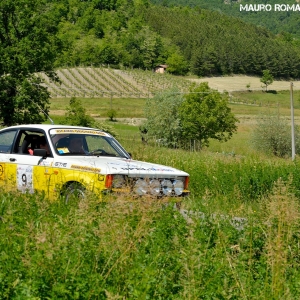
top-left (3, 129), bottom-right (55, 198)
top-left (0, 129), bottom-right (19, 189)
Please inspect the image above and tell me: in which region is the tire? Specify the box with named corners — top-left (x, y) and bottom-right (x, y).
top-left (63, 182), bottom-right (86, 204)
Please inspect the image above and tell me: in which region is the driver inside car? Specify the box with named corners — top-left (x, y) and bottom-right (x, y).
top-left (68, 135), bottom-right (88, 154)
top-left (38, 136), bottom-right (51, 155)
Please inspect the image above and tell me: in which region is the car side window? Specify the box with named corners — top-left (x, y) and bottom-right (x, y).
top-left (13, 130), bottom-right (52, 156)
top-left (0, 130), bottom-right (18, 153)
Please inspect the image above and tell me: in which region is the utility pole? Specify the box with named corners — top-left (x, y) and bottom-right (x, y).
top-left (290, 82), bottom-right (296, 160)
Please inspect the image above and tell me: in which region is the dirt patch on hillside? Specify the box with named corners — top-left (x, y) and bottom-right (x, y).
top-left (189, 75), bottom-right (299, 92)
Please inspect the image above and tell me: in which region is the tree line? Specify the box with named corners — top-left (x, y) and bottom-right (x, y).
top-left (149, 0), bottom-right (300, 39)
top-left (1, 0), bottom-right (300, 125)
top-left (50, 0), bottom-right (300, 78)
top-left (145, 6), bottom-right (300, 78)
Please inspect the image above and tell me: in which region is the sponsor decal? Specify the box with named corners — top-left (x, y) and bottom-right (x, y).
top-left (107, 162), bottom-right (175, 172)
top-left (121, 167), bottom-right (175, 172)
top-left (54, 129), bottom-right (108, 136)
top-left (40, 161), bottom-right (52, 167)
top-left (71, 164), bottom-right (101, 173)
top-left (38, 159), bottom-right (52, 166)
top-left (57, 147), bottom-right (70, 154)
top-left (98, 174), bottom-right (105, 181)
top-left (55, 162), bottom-right (67, 167)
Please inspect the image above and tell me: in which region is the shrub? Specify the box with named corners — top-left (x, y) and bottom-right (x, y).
top-left (144, 84), bottom-right (238, 150)
top-left (260, 69), bottom-right (274, 92)
top-left (63, 97), bottom-right (118, 137)
top-left (143, 87), bottom-right (184, 148)
top-left (251, 113), bottom-right (300, 157)
top-left (64, 97), bottom-right (94, 127)
top-left (107, 109), bottom-right (117, 121)
top-left (93, 120), bottom-right (118, 138)
top-left (179, 83), bottom-right (238, 149)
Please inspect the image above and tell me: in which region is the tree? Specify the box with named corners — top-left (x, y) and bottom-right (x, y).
top-left (178, 82), bottom-right (238, 148)
top-left (251, 113), bottom-right (300, 158)
top-left (260, 69), bottom-right (274, 91)
top-left (64, 98), bottom-right (95, 127)
top-left (107, 109), bottom-right (117, 121)
top-left (139, 26), bottom-right (163, 69)
top-left (143, 87), bottom-right (184, 147)
top-left (63, 98), bottom-right (118, 137)
top-left (166, 52), bottom-right (189, 75)
top-left (144, 83), bottom-right (237, 150)
top-left (0, 0), bottom-right (60, 126)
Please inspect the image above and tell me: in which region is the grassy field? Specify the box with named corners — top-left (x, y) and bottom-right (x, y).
top-left (50, 97), bottom-right (146, 118)
top-left (2, 142), bottom-right (300, 298)
top-left (3, 80), bottom-right (300, 298)
top-left (49, 87), bottom-right (300, 115)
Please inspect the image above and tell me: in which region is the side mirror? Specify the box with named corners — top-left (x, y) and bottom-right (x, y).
top-left (33, 149), bottom-right (47, 158)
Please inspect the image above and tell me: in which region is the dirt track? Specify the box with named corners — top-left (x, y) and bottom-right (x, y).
top-left (189, 75), bottom-right (299, 92)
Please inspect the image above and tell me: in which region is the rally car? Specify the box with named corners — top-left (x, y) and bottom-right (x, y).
top-left (0, 125), bottom-right (190, 201)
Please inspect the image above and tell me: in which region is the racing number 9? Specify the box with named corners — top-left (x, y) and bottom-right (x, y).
top-left (22, 174), bottom-right (27, 186)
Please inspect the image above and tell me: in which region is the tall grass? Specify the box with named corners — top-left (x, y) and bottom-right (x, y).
top-left (4, 88), bottom-right (300, 297)
top-left (2, 122), bottom-right (300, 298)
top-left (1, 176), bottom-right (300, 298)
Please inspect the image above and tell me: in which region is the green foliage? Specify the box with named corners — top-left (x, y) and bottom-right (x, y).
top-left (145, 6), bottom-right (300, 78)
top-left (179, 82), bottom-right (238, 148)
top-left (2, 158), bottom-right (300, 298)
top-left (38, 0), bottom-right (300, 79)
top-left (166, 52), bottom-right (189, 75)
top-left (107, 109), bottom-right (117, 121)
top-left (260, 70), bottom-right (274, 91)
top-left (0, 0), bottom-right (60, 126)
top-left (63, 97), bottom-right (118, 137)
top-left (251, 113), bottom-right (300, 158)
top-left (144, 83), bottom-right (237, 149)
top-left (149, 0), bottom-right (300, 39)
top-left (144, 87), bottom-right (184, 147)
top-left (64, 97), bottom-right (95, 127)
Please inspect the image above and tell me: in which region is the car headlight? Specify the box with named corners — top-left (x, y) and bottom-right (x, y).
top-left (134, 179), bottom-right (148, 195)
top-left (173, 180), bottom-right (184, 196)
top-left (149, 179), bottom-right (161, 196)
top-left (112, 174), bottom-right (125, 188)
top-left (161, 179), bottom-right (173, 196)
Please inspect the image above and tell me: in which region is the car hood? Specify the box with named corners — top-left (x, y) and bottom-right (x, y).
top-left (53, 156), bottom-right (189, 178)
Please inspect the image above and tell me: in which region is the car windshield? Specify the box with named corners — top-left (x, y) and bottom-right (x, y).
top-left (49, 128), bottom-right (130, 158)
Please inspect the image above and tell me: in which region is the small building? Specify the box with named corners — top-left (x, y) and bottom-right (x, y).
top-left (153, 64), bottom-right (168, 74)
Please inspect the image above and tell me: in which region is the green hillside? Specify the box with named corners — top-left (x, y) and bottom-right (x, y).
top-left (149, 0), bottom-right (300, 38)
top-left (145, 5), bottom-right (300, 77)
top-left (37, 0), bottom-right (300, 78)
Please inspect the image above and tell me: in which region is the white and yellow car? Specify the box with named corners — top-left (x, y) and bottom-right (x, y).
top-left (0, 125), bottom-right (190, 201)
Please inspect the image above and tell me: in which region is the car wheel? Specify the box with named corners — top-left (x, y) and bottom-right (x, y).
top-left (63, 182), bottom-right (86, 204)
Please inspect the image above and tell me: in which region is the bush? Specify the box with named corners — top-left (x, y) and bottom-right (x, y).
top-left (144, 84), bottom-right (238, 149)
top-left (64, 97), bottom-right (94, 127)
top-left (179, 83), bottom-right (238, 148)
top-left (93, 120), bottom-right (118, 138)
top-left (143, 87), bottom-right (184, 148)
top-left (63, 97), bottom-right (118, 137)
top-left (251, 113), bottom-right (300, 157)
top-left (107, 109), bottom-right (117, 121)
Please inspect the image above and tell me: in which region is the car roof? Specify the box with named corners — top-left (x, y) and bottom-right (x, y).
top-left (1, 124), bottom-right (105, 132)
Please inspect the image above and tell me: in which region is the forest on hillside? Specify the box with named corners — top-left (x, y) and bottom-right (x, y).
top-left (149, 0), bottom-right (300, 38)
top-left (47, 0), bottom-right (300, 78)
top-left (145, 6), bottom-right (300, 78)
top-left (2, 0), bottom-right (300, 79)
